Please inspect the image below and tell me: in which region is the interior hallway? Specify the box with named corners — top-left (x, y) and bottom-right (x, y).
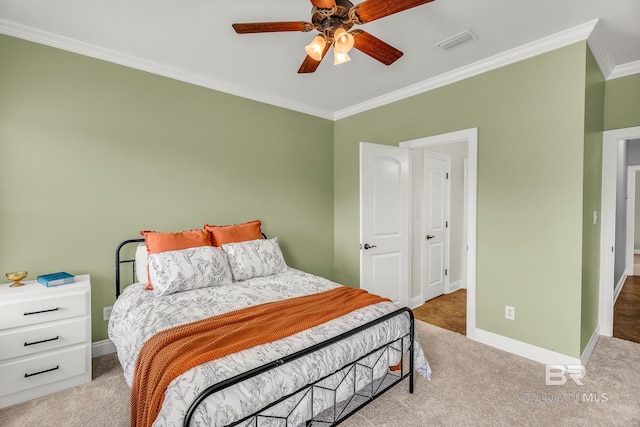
top-left (613, 254), bottom-right (640, 344)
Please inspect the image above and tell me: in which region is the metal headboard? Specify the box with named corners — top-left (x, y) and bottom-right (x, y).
top-left (115, 233), bottom-right (268, 298)
top-left (115, 238), bottom-right (144, 298)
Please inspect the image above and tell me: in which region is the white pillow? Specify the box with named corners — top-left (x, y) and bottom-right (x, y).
top-left (222, 237), bottom-right (287, 281)
top-left (148, 246), bottom-right (233, 296)
top-left (135, 243), bottom-right (148, 284)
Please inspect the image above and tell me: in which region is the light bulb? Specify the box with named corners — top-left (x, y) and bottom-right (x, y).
top-left (305, 35), bottom-right (326, 61)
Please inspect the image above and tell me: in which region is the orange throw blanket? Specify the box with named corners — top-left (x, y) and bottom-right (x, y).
top-left (131, 286), bottom-right (390, 427)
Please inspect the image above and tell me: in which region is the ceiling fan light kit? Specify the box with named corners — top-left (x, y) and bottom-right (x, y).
top-left (232, 0), bottom-right (436, 73)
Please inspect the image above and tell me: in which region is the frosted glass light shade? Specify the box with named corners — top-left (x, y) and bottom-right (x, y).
top-left (305, 35), bottom-right (326, 61)
top-left (333, 50), bottom-right (351, 65)
top-left (333, 28), bottom-right (354, 54)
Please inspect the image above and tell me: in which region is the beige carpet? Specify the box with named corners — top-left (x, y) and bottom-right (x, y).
top-left (1, 321), bottom-right (639, 426)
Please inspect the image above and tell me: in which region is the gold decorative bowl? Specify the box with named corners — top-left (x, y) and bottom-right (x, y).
top-left (6, 271), bottom-right (28, 287)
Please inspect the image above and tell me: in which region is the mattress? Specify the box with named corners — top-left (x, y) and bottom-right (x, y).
top-left (109, 268), bottom-right (431, 426)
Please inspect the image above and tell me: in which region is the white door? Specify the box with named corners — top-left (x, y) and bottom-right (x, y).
top-left (360, 142), bottom-right (410, 307)
top-left (422, 151), bottom-right (450, 301)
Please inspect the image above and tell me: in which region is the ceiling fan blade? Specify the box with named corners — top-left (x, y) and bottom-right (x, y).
top-left (352, 30), bottom-right (403, 65)
top-left (354, 0), bottom-right (435, 23)
top-left (232, 22), bottom-right (311, 34)
top-left (309, 0), bottom-right (336, 9)
top-left (298, 40), bottom-right (331, 73)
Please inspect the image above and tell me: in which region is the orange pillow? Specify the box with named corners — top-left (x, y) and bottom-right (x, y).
top-left (139, 229), bottom-right (212, 289)
top-left (203, 220), bottom-right (262, 247)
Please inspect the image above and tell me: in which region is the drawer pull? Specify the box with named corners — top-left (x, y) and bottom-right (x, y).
top-left (24, 365), bottom-right (60, 378)
top-left (23, 307), bottom-right (60, 316)
top-left (24, 336), bottom-right (60, 346)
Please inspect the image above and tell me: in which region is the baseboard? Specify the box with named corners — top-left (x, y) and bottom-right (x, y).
top-left (614, 273), bottom-right (627, 303)
top-left (581, 325), bottom-right (600, 366)
top-left (447, 281), bottom-right (462, 293)
top-left (411, 295), bottom-right (424, 309)
top-left (634, 249), bottom-right (640, 255)
top-left (92, 339), bottom-right (116, 358)
top-left (474, 328), bottom-right (581, 366)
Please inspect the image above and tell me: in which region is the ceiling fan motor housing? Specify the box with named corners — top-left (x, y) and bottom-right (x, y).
top-left (311, 0), bottom-right (355, 37)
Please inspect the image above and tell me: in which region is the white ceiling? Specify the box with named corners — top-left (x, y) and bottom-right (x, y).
top-left (1, 0), bottom-right (639, 119)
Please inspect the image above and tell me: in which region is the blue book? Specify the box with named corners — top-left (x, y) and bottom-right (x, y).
top-left (37, 272), bottom-right (75, 287)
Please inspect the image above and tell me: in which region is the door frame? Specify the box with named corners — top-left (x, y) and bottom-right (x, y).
top-left (462, 158), bottom-right (469, 289)
top-left (400, 127), bottom-right (478, 339)
top-left (626, 165), bottom-right (640, 277)
top-left (600, 126), bottom-right (640, 336)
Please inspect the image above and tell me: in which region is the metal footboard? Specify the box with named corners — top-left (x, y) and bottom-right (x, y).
top-left (183, 308), bottom-right (415, 427)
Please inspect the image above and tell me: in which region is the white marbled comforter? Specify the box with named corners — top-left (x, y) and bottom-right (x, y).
top-left (108, 268), bottom-right (431, 426)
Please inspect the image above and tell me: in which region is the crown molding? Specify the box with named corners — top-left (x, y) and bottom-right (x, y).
top-left (609, 60), bottom-right (640, 80)
top-left (2, 18), bottom-right (636, 121)
top-left (0, 19), bottom-right (334, 120)
top-left (587, 20), bottom-right (615, 79)
top-left (334, 19), bottom-right (600, 120)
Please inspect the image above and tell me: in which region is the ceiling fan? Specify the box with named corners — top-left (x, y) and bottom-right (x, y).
top-left (232, 0), bottom-right (435, 73)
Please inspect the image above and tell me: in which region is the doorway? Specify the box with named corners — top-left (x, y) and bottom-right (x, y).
top-left (600, 126), bottom-right (640, 336)
top-left (359, 128), bottom-right (477, 337)
top-left (401, 128), bottom-right (478, 338)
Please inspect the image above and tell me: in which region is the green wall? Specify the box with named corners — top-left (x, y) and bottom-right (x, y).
top-left (0, 35), bottom-right (335, 342)
top-left (334, 42), bottom-right (590, 357)
top-left (3, 30), bottom-right (636, 359)
top-left (580, 48), bottom-right (604, 352)
top-left (604, 73), bottom-right (640, 131)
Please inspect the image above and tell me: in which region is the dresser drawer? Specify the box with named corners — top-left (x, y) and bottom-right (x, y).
top-left (0, 317), bottom-right (89, 360)
top-left (0, 291), bottom-right (89, 329)
top-left (0, 345), bottom-right (88, 397)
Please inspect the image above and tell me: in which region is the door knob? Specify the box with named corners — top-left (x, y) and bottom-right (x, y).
top-left (363, 243), bottom-right (377, 250)
top-left (426, 235), bottom-right (435, 240)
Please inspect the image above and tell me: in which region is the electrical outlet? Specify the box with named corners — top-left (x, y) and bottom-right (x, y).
top-left (103, 306), bottom-right (113, 321)
top-left (505, 305), bottom-right (515, 320)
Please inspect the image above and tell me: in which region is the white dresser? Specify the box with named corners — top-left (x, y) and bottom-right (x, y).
top-left (0, 274), bottom-right (91, 408)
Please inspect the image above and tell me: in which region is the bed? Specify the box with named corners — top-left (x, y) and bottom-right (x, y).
top-left (109, 228), bottom-right (431, 427)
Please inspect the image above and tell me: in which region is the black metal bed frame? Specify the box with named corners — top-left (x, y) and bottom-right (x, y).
top-left (115, 239), bottom-right (415, 427)
top-left (115, 238), bottom-right (144, 297)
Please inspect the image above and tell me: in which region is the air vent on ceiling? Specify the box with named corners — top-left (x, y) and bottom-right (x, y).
top-left (435, 29), bottom-right (478, 52)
